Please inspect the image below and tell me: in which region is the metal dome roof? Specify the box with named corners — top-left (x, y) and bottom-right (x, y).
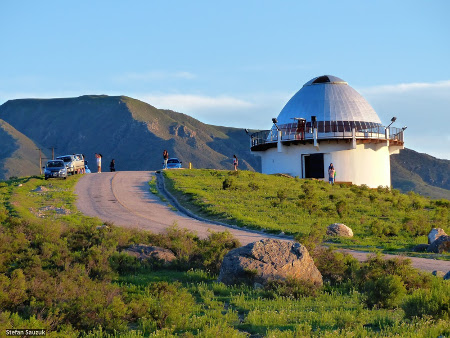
top-left (276, 75), bottom-right (382, 125)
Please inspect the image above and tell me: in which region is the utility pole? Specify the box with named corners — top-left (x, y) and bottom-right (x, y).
top-left (48, 146), bottom-right (57, 160)
top-left (37, 148), bottom-right (42, 175)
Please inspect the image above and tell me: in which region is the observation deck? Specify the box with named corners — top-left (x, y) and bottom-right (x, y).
top-left (250, 121), bottom-right (405, 152)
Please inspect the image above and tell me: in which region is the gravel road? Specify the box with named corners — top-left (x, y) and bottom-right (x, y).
top-left (75, 171), bottom-right (450, 274)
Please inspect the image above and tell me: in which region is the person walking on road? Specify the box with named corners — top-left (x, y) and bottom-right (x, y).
top-left (163, 150), bottom-right (169, 169)
top-left (110, 159), bottom-right (115, 172)
top-left (96, 153), bottom-right (102, 173)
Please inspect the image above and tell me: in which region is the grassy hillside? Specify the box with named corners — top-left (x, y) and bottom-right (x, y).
top-left (0, 96), bottom-right (260, 176)
top-left (164, 169), bottom-right (450, 256)
top-left (0, 174), bottom-right (449, 336)
top-left (0, 119), bottom-right (49, 180)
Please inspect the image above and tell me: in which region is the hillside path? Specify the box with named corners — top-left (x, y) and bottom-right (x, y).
top-left (75, 171), bottom-right (450, 273)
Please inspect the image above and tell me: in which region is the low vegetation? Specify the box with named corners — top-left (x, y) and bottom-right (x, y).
top-left (164, 169), bottom-right (450, 257)
top-left (0, 173), bottom-right (449, 336)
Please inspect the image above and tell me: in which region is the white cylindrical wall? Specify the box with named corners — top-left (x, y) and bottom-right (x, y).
top-left (259, 141), bottom-right (391, 188)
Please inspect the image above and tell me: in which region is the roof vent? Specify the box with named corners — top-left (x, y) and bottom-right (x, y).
top-left (312, 76), bottom-right (330, 84)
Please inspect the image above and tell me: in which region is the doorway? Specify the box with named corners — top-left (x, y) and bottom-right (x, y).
top-left (303, 154), bottom-right (324, 179)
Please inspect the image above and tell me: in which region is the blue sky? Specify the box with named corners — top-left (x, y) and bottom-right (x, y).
top-left (1, 1), bottom-right (449, 159)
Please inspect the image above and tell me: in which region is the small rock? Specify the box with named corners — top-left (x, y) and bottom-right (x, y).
top-left (427, 235), bottom-right (450, 254)
top-left (218, 239), bottom-right (323, 286)
top-left (412, 244), bottom-right (429, 252)
top-left (432, 270), bottom-right (445, 278)
top-left (124, 245), bottom-right (176, 266)
top-left (32, 186), bottom-right (49, 193)
top-left (326, 223), bottom-right (353, 238)
top-left (428, 228), bottom-right (447, 244)
top-left (444, 271), bottom-right (450, 280)
top-left (18, 184), bottom-right (22, 187)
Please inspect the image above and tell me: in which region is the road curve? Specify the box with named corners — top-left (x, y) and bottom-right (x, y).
top-left (75, 171), bottom-right (450, 273)
top-left (75, 171), bottom-right (272, 245)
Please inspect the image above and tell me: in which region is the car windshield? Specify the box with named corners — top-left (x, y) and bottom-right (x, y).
top-left (57, 156), bottom-right (72, 162)
top-left (168, 159), bottom-right (179, 163)
top-left (47, 161), bottom-right (64, 168)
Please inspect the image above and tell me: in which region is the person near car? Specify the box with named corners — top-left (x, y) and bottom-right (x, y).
top-left (96, 153), bottom-right (102, 173)
top-left (233, 154), bottom-right (238, 171)
top-left (110, 159), bottom-right (115, 172)
top-left (163, 150), bottom-right (169, 169)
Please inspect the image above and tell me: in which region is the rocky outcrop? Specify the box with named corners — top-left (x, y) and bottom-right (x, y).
top-left (326, 223), bottom-right (353, 238)
top-left (428, 228), bottom-right (447, 244)
top-left (124, 245), bottom-right (176, 265)
top-left (217, 239), bottom-right (322, 286)
top-left (427, 235), bottom-right (450, 254)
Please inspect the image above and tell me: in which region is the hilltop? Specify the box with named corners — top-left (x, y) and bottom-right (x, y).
top-left (0, 95), bottom-right (449, 199)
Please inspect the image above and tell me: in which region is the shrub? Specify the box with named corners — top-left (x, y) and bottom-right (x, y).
top-left (200, 231), bottom-right (240, 274)
top-left (109, 252), bottom-right (142, 275)
top-left (248, 182), bottom-right (260, 191)
top-left (363, 275), bottom-right (406, 309)
top-left (265, 277), bottom-right (321, 299)
top-left (295, 223), bottom-right (326, 252)
top-left (335, 200), bottom-right (347, 217)
top-left (276, 189), bottom-right (287, 203)
top-left (222, 178), bottom-right (234, 190)
top-left (312, 247), bottom-right (359, 285)
top-left (402, 279), bottom-right (450, 320)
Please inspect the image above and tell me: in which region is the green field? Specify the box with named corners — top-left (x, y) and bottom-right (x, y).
top-left (163, 169), bottom-right (450, 257)
top-left (0, 174), bottom-right (449, 337)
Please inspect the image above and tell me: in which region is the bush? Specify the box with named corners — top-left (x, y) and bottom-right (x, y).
top-left (312, 247), bottom-right (359, 285)
top-left (295, 223), bottom-right (326, 252)
top-left (265, 277), bottom-right (321, 299)
top-left (109, 252), bottom-right (142, 275)
top-left (402, 279), bottom-right (450, 320)
top-left (200, 231), bottom-right (240, 274)
top-left (276, 189), bottom-right (287, 203)
top-left (222, 178), bottom-right (234, 190)
top-left (248, 182), bottom-right (260, 191)
top-left (363, 275), bottom-right (406, 309)
top-left (335, 200), bottom-right (347, 217)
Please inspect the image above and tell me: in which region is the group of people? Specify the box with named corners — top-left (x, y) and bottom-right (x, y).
top-left (94, 153), bottom-right (115, 173)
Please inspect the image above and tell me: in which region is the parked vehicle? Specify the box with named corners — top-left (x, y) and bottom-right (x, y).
top-left (55, 155), bottom-right (84, 175)
top-left (166, 158), bottom-right (182, 169)
top-left (44, 160), bottom-right (67, 180)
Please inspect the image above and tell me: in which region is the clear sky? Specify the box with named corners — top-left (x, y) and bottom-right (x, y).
top-left (1, 1), bottom-right (449, 159)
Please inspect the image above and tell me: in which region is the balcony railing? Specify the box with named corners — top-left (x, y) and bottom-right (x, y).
top-left (251, 121), bottom-right (404, 148)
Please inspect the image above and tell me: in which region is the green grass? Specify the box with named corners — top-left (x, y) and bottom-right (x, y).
top-left (1, 174), bottom-right (450, 337)
top-left (163, 169), bottom-right (450, 258)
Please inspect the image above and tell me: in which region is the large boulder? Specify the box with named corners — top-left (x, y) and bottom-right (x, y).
top-left (124, 245), bottom-right (176, 265)
top-left (428, 228), bottom-right (447, 244)
top-left (427, 235), bottom-right (450, 254)
top-left (327, 223), bottom-right (353, 238)
top-left (218, 239), bottom-right (323, 286)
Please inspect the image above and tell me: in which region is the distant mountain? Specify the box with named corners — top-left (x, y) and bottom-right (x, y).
top-left (0, 95), bottom-right (259, 178)
top-left (0, 95), bottom-right (448, 200)
top-left (0, 119), bottom-right (49, 179)
top-left (391, 148), bottom-right (450, 200)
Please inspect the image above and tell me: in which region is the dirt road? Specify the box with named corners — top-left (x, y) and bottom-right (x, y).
top-left (75, 171), bottom-right (275, 245)
top-left (75, 171), bottom-right (450, 274)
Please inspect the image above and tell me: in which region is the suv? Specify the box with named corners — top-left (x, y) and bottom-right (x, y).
top-left (56, 155), bottom-right (84, 175)
top-left (44, 160), bottom-right (67, 180)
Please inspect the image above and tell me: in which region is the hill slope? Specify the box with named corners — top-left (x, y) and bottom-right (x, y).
top-left (0, 119), bottom-right (49, 180)
top-left (0, 95), bottom-right (259, 175)
top-left (391, 148), bottom-right (450, 200)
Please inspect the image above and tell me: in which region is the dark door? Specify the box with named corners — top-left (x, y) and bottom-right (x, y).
top-left (304, 154), bottom-right (324, 179)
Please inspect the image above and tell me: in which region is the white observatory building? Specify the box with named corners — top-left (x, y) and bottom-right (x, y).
top-left (250, 75), bottom-right (405, 188)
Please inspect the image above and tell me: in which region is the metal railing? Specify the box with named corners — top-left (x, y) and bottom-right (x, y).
top-left (251, 122), bottom-right (404, 148)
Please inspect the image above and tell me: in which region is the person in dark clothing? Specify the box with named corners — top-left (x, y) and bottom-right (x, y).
top-left (163, 150), bottom-right (169, 169)
top-left (110, 159), bottom-right (115, 172)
